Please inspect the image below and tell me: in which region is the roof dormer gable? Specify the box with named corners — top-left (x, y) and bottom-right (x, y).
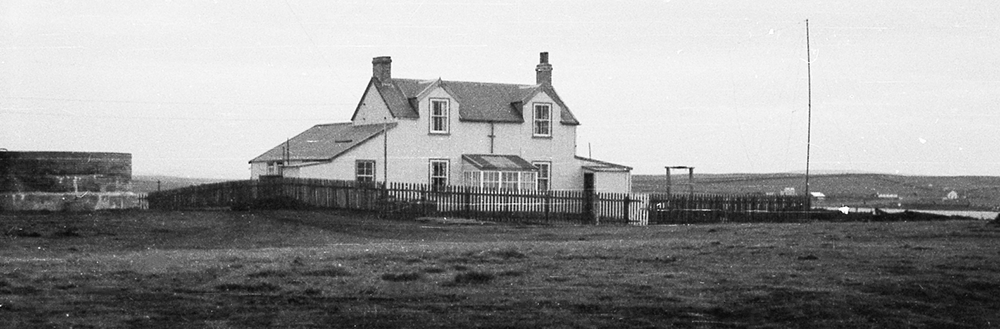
top-left (415, 78), bottom-right (461, 105)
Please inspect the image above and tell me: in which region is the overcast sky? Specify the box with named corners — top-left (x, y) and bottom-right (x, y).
top-left (2, 0), bottom-right (997, 179)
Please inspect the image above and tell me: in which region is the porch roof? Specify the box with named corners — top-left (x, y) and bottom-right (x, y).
top-left (576, 155), bottom-right (633, 172)
top-left (462, 154), bottom-right (538, 171)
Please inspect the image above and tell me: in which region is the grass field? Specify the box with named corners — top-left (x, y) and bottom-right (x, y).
top-left (2, 210), bottom-right (999, 328)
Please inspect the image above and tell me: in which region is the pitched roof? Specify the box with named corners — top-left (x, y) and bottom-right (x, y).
top-left (462, 154), bottom-right (539, 171)
top-left (372, 78), bottom-right (419, 119)
top-left (576, 156), bottom-right (633, 172)
top-left (369, 78), bottom-right (580, 125)
top-left (250, 123), bottom-right (395, 163)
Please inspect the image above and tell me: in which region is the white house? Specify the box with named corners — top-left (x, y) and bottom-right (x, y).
top-left (249, 53), bottom-right (632, 193)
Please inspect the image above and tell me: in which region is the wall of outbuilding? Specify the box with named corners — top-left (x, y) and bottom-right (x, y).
top-left (0, 151), bottom-right (143, 211)
top-left (0, 151), bottom-right (132, 193)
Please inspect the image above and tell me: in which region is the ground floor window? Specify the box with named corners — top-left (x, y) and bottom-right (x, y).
top-left (266, 161), bottom-right (283, 175)
top-left (430, 159), bottom-right (449, 188)
top-left (533, 161), bottom-right (550, 191)
top-left (356, 160), bottom-right (376, 182)
top-left (463, 170), bottom-right (537, 191)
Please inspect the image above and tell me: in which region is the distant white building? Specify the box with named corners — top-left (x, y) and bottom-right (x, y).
top-left (809, 192), bottom-right (826, 200)
top-left (876, 193), bottom-right (899, 199)
top-left (779, 187), bottom-right (796, 196)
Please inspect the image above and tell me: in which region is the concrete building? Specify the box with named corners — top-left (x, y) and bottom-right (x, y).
top-left (250, 53), bottom-right (631, 193)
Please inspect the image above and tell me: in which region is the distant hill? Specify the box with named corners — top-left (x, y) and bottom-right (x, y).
top-left (633, 173), bottom-right (1000, 210)
top-left (131, 175), bottom-right (231, 194)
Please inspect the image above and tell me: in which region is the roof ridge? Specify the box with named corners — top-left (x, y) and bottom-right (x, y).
top-left (393, 77), bottom-right (533, 87)
top-left (314, 122), bottom-right (352, 127)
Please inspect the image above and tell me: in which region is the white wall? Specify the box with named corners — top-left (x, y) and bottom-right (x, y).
top-left (365, 86), bottom-right (580, 188)
top-left (351, 82), bottom-right (395, 125)
top-left (252, 84), bottom-right (597, 190)
top-left (250, 162), bottom-right (267, 178)
top-left (593, 171), bottom-right (632, 194)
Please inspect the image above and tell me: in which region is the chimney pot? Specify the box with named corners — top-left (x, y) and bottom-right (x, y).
top-left (535, 52), bottom-right (552, 85)
top-left (372, 56), bottom-right (392, 82)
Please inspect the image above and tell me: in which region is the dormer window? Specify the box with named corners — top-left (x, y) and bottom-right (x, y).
top-left (533, 103), bottom-right (552, 137)
top-left (429, 99), bottom-right (449, 134)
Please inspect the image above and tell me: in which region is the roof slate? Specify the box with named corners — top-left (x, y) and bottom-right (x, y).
top-left (372, 78), bottom-right (419, 118)
top-left (383, 78), bottom-right (580, 125)
top-left (250, 123), bottom-right (395, 163)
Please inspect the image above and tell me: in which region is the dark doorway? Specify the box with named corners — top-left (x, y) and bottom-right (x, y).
top-left (583, 173), bottom-right (595, 220)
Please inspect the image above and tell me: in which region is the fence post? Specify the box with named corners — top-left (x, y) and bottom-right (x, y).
top-left (463, 187), bottom-right (471, 218)
top-left (585, 190), bottom-right (596, 225)
top-left (623, 194), bottom-right (631, 224)
top-left (380, 182), bottom-right (388, 215)
top-left (544, 191), bottom-right (551, 223)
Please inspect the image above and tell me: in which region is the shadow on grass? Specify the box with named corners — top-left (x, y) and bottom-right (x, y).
top-left (381, 272), bottom-right (422, 282)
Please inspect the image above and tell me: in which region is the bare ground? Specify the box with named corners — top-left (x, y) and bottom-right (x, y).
top-left (2, 210), bottom-right (999, 328)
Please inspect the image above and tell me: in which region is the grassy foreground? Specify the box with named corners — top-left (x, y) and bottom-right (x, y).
top-left (2, 211), bottom-right (999, 328)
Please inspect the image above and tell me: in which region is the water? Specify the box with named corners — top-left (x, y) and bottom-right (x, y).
top-left (823, 207), bottom-right (998, 220)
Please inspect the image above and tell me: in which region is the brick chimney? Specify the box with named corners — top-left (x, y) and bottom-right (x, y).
top-left (372, 56), bottom-right (392, 83)
top-left (535, 52), bottom-right (552, 86)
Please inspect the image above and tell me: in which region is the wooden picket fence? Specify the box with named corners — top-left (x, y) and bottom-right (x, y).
top-left (146, 177), bottom-right (810, 225)
top-left (647, 193), bottom-right (811, 224)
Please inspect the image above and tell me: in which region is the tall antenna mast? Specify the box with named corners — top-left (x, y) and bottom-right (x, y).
top-left (804, 19), bottom-right (813, 214)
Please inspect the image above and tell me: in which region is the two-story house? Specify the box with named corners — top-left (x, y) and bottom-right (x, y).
top-left (249, 53), bottom-right (631, 193)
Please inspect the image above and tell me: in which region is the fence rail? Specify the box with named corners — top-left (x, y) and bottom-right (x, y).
top-left (147, 177), bottom-right (810, 225)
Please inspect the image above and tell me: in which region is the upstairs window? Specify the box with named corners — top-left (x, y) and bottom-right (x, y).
top-left (429, 159), bottom-right (449, 188)
top-left (356, 160), bottom-right (376, 182)
top-left (430, 99), bottom-right (449, 134)
top-left (533, 103), bottom-right (552, 137)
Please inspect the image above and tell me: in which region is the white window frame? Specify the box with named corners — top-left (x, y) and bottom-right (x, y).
top-left (533, 103), bottom-right (552, 137)
top-left (501, 172), bottom-right (518, 190)
top-left (533, 161), bottom-right (551, 191)
top-left (519, 171), bottom-right (537, 191)
top-left (482, 171), bottom-right (500, 190)
top-left (429, 159), bottom-right (449, 188)
top-left (356, 160), bottom-right (376, 182)
top-left (429, 99), bottom-right (449, 134)
top-left (464, 170), bottom-right (538, 191)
